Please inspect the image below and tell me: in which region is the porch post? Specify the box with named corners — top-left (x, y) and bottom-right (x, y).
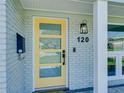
top-left (93, 0), bottom-right (108, 93)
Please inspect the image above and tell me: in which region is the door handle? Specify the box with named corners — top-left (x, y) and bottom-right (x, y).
top-left (62, 50), bottom-right (66, 65)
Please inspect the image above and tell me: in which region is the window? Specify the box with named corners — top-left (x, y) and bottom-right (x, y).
top-left (108, 24), bottom-right (124, 79)
top-left (108, 57), bottom-right (116, 76)
top-left (122, 57), bottom-right (124, 75)
top-left (108, 25), bottom-right (124, 51)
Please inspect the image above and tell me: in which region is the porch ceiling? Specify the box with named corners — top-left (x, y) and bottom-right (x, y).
top-left (20, 0), bottom-right (93, 13)
top-left (20, 0), bottom-right (124, 16)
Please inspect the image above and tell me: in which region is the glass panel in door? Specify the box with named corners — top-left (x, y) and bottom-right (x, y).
top-left (40, 38), bottom-right (61, 49)
top-left (40, 52), bottom-right (61, 64)
top-left (40, 23), bottom-right (61, 35)
top-left (40, 66), bottom-right (61, 78)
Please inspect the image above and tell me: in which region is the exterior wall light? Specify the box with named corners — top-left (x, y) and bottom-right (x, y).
top-left (80, 20), bottom-right (88, 34)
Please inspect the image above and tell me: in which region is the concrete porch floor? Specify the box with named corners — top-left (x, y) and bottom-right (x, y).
top-left (35, 86), bottom-right (124, 93)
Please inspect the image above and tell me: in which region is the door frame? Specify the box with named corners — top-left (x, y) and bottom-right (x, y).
top-left (32, 16), bottom-right (69, 91)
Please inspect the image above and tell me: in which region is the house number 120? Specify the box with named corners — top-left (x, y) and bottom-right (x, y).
top-left (77, 37), bottom-right (89, 43)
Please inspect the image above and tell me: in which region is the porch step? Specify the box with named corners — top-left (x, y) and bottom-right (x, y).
top-left (35, 91), bottom-right (65, 93)
top-left (33, 87), bottom-right (68, 93)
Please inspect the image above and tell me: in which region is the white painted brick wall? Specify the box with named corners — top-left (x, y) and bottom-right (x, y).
top-left (0, 0), bottom-right (6, 93)
top-left (24, 10), bottom-right (94, 92)
top-left (6, 0), bottom-right (25, 93)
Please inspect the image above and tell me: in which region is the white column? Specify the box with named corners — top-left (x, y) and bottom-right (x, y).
top-left (93, 0), bottom-right (108, 93)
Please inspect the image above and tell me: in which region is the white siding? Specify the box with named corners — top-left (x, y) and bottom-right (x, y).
top-left (6, 0), bottom-right (25, 93)
top-left (0, 0), bottom-right (6, 93)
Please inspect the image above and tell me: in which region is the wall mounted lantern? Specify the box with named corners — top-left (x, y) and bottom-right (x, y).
top-left (80, 20), bottom-right (88, 34)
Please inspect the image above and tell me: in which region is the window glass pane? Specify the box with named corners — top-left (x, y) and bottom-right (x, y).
top-left (40, 38), bottom-right (61, 49)
top-left (40, 52), bottom-right (61, 64)
top-left (108, 57), bottom-right (116, 76)
top-left (108, 25), bottom-right (124, 51)
top-left (40, 23), bottom-right (61, 35)
top-left (122, 56), bottom-right (124, 75)
top-left (108, 38), bottom-right (124, 51)
top-left (40, 66), bottom-right (61, 78)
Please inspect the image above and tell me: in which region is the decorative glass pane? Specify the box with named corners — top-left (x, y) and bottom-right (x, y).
top-left (108, 57), bottom-right (116, 76)
top-left (40, 38), bottom-right (61, 49)
top-left (40, 66), bottom-right (61, 78)
top-left (40, 52), bottom-right (61, 64)
top-left (122, 56), bottom-right (124, 75)
top-left (40, 23), bottom-right (61, 35)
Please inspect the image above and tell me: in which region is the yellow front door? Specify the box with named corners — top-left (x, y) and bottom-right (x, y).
top-left (34, 17), bottom-right (66, 88)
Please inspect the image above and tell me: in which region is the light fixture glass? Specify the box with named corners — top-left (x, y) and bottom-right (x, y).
top-left (80, 20), bottom-right (88, 34)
